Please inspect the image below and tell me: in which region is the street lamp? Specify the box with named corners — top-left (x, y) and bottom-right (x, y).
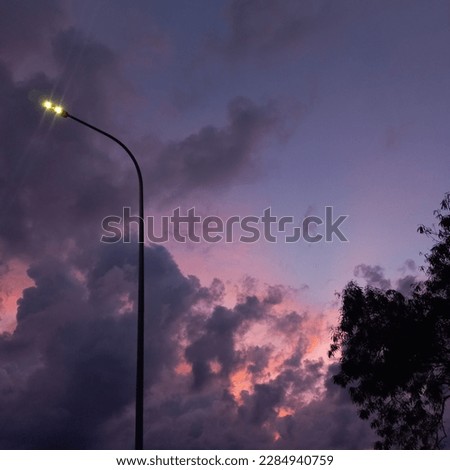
top-left (42, 100), bottom-right (145, 450)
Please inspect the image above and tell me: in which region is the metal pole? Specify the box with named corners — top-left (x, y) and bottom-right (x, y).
top-left (66, 112), bottom-right (145, 450)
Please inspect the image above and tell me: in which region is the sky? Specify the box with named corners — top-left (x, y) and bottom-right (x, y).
top-left (0, 0), bottom-right (449, 449)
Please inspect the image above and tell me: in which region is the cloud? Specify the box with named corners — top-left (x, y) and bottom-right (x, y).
top-left (403, 259), bottom-right (417, 272)
top-left (395, 274), bottom-right (417, 297)
top-left (275, 364), bottom-right (375, 449)
top-left (0, 239), bottom-right (358, 449)
top-left (0, 237), bottom-right (372, 449)
top-left (185, 296), bottom-right (266, 390)
top-left (353, 262), bottom-right (419, 297)
top-left (0, 243), bottom-right (212, 449)
top-left (146, 96), bottom-right (280, 203)
top-left (353, 264), bottom-right (391, 290)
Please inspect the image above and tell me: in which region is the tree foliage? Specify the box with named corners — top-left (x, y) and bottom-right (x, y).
top-left (329, 193), bottom-right (450, 449)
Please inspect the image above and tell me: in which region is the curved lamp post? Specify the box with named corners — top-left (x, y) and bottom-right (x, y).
top-left (42, 100), bottom-right (145, 450)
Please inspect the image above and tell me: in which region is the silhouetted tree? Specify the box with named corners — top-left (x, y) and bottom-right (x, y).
top-left (329, 193), bottom-right (450, 449)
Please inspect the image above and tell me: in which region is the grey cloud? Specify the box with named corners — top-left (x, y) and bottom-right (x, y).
top-left (263, 285), bottom-right (286, 305)
top-left (396, 274), bottom-right (417, 297)
top-left (147, 96), bottom-right (279, 203)
top-left (353, 264), bottom-right (391, 290)
top-left (138, 360), bottom-right (326, 450)
top-left (246, 345), bottom-right (272, 375)
top-left (394, 259), bottom-right (419, 297)
top-left (240, 381), bottom-right (284, 425)
top-left (0, 243), bottom-right (209, 449)
top-left (276, 364), bottom-right (375, 449)
top-left (0, 239), bottom-right (374, 449)
top-left (185, 296), bottom-right (266, 390)
top-left (353, 262), bottom-right (419, 296)
top-left (400, 258), bottom-right (417, 273)
top-left (404, 259), bottom-right (417, 271)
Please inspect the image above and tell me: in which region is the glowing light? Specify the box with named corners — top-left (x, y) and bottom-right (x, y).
top-left (41, 100), bottom-right (66, 117)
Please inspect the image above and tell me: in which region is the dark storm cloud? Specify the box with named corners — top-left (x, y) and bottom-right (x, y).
top-left (0, 251), bottom-right (136, 449)
top-left (0, 239), bottom-right (353, 450)
top-left (0, 243), bottom-right (217, 449)
top-left (0, 233), bottom-right (371, 450)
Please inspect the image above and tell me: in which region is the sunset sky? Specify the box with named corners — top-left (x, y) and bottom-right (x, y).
top-left (0, 0), bottom-right (449, 449)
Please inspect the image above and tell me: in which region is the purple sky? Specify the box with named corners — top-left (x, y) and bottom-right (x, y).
top-left (0, 0), bottom-right (449, 449)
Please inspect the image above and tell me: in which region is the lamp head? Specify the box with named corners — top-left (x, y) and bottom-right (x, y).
top-left (41, 100), bottom-right (68, 117)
